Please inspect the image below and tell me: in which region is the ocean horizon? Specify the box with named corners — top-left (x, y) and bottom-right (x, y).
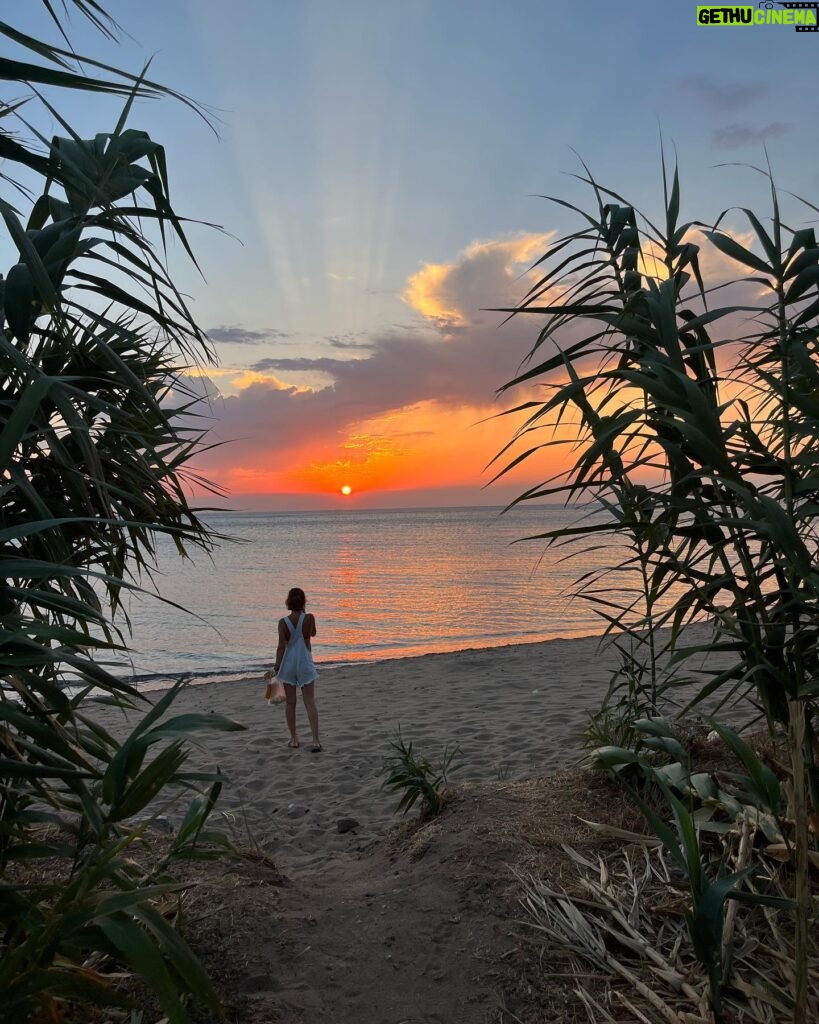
top-left (108, 503), bottom-right (628, 691)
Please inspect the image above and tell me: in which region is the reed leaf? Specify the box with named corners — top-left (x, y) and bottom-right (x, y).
top-left (501, 151), bottom-right (819, 1021)
top-left (0, 4), bottom-right (240, 1020)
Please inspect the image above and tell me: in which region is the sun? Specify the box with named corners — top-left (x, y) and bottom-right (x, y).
top-left (340, 485), bottom-right (352, 496)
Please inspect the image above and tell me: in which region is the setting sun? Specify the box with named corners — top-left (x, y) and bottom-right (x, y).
top-left (341, 485), bottom-right (352, 496)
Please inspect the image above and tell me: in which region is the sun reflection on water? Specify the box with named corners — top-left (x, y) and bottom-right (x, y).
top-left (117, 506), bottom-right (634, 684)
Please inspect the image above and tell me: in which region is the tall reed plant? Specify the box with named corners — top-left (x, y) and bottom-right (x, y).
top-left (495, 153), bottom-right (819, 1023)
top-left (1, 5), bottom-right (240, 1020)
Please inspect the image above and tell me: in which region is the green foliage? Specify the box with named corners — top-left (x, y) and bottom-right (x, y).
top-left (581, 645), bottom-right (661, 751)
top-left (499, 152), bottom-right (819, 1021)
top-left (382, 733), bottom-right (461, 816)
top-left (0, 682), bottom-right (243, 1023)
top-left (495, 155), bottom-right (819, 735)
top-left (0, 5), bottom-right (241, 1020)
top-left (591, 718), bottom-right (794, 1020)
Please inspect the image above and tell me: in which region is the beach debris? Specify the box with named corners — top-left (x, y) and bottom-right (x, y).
top-left (286, 802), bottom-right (310, 818)
top-left (132, 813), bottom-right (176, 834)
top-left (337, 817), bottom-right (360, 833)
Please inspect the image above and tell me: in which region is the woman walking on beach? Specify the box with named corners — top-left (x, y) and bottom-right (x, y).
top-left (265, 587), bottom-right (321, 752)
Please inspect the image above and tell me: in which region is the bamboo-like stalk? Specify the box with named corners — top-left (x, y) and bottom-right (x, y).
top-left (721, 819), bottom-right (751, 968)
top-left (0, 4), bottom-right (233, 1020)
top-left (498, 157), bottom-right (819, 1022)
top-left (789, 697), bottom-right (809, 1024)
top-left (770, 173), bottom-right (811, 1024)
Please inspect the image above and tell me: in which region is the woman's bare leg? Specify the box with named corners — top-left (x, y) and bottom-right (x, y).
top-left (301, 683), bottom-right (321, 750)
top-left (284, 684), bottom-right (298, 746)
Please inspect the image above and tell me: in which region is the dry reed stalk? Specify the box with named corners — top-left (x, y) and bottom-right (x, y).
top-left (788, 698), bottom-right (809, 1024)
top-left (519, 839), bottom-right (818, 1024)
top-left (721, 819), bottom-right (751, 965)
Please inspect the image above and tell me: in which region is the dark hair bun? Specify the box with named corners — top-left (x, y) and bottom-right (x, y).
top-left (286, 587), bottom-right (307, 611)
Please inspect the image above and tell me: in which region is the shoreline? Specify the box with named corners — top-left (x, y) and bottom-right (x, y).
top-left (125, 629), bottom-right (616, 693)
top-left (93, 625), bottom-right (724, 871)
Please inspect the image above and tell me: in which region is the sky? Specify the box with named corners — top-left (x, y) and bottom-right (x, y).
top-left (9, 1), bottom-right (819, 510)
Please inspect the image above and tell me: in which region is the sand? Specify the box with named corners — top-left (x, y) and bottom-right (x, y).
top-left (90, 631), bottom-right (740, 1022)
top-left (95, 633), bottom-right (627, 869)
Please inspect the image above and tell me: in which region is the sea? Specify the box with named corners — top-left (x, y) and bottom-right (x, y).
top-left (111, 504), bottom-right (629, 691)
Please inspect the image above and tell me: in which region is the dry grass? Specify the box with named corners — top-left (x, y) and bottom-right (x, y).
top-left (518, 828), bottom-right (819, 1024)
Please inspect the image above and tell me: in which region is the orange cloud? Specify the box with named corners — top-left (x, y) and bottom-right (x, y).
top-left (185, 366), bottom-right (312, 397)
top-left (230, 370), bottom-right (313, 392)
top-left (403, 262), bottom-right (464, 326)
top-left (292, 433), bottom-right (410, 494)
top-left (403, 232), bottom-right (554, 328)
top-left (189, 223), bottom-right (771, 507)
top-left (210, 398), bottom-right (570, 501)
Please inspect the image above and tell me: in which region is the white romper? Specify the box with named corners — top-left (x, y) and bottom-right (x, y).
top-left (277, 611), bottom-right (317, 687)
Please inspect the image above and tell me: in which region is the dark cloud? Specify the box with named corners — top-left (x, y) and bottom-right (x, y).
top-left (325, 326), bottom-right (424, 348)
top-left (249, 357), bottom-right (345, 373)
top-left (388, 322), bottom-right (426, 334)
top-left (711, 121), bottom-right (789, 149)
top-left (204, 319), bottom-right (538, 459)
top-left (678, 77), bottom-right (770, 111)
top-left (188, 234), bottom-right (561, 473)
top-left (207, 325), bottom-right (294, 345)
top-left (325, 332), bottom-right (374, 350)
top-left (327, 339), bottom-right (373, 350)
top-left (247, 358), bottom-right (280, 373)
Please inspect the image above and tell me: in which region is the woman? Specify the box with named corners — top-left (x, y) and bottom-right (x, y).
top-left (265, 587), bottom-right (321, 752)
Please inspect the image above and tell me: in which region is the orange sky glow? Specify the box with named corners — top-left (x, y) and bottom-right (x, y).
top-left (189, 227), bottom-right (760, 507)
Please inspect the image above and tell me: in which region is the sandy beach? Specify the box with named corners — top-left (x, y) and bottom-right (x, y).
top-left (90, 629), bottom-right (752, 1023)
top-left (96, 633), bottom-right (627, 868)
top-left (90, 633), bottom-right (635, 1021)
